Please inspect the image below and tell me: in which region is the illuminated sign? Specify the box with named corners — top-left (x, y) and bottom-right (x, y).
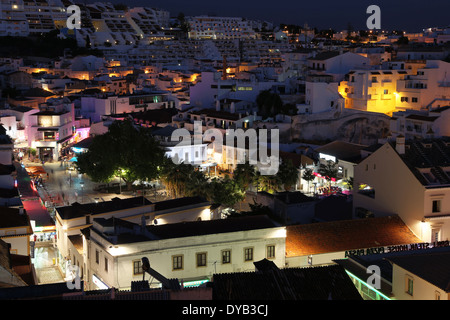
top-left (319, 153), bottom-right (336, 163)
top-left (344, 240), bottom-right (450, 258)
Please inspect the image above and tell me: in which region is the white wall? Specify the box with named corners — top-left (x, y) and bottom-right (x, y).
top-left (88, 226), bottom-right (286, 290)
top-left (391, 264), bottom-right (448, 300)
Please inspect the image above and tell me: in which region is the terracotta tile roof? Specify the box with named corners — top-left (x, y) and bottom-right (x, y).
top-left (286, 215), bottom-right (422, 257)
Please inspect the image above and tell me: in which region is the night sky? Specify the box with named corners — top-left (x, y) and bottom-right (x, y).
top-left (99, 0), bottom-right (450, 32)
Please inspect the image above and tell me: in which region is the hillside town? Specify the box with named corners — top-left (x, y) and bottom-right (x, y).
top-left (0, 0), bottom-right (449, 303)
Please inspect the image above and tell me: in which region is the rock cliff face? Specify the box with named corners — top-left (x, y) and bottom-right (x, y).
top-left (292, 109), bottom-right (390, 145)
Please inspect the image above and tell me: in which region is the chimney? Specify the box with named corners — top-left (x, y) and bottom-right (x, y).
top-left (396, 135), bottom-right (405, 155)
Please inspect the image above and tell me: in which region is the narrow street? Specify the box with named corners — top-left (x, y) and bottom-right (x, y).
top-left (14, 160), bottom-right (65, 285)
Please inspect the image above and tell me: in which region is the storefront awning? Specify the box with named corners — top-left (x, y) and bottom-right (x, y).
top-left (25, 166), bottom-right (47, 175)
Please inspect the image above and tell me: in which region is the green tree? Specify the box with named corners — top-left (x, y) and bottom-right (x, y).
top-left (255, 170), bottom-right (281, 194)
top-left (76, 120), bottom-right (165, 189)
top-left (208, 176), bottom-right (245, 208)
top-left (233, 163), bottom-right (256, 192)
top-left (302, 167), bottom-right (316, 194)
top-left (160, 161), bottom-right (193, 198)
top-left (344, 177), bottom-right (354, 191)
top-left (276, 159), bottom-right (298, 191)
top-left (318, 160), bottom-right (338, 188)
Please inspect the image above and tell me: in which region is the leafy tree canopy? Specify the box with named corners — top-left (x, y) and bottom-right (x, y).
top-left (76, 120), bottom-right (165, 188)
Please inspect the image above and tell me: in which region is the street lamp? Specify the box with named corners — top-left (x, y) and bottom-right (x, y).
top-left (80, 181), bottom-right (84, 203)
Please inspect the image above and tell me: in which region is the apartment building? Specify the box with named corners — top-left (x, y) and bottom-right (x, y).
top-left (125, 6), bottom-right (169, 39)
top-left (0, 0), bottom-right (66, 36)
top-left (390, 106), bottom-right (450, 139)
top-left (395, 60), bottom-right (450, 111)
top-left (28, 97), bottom-right (75, 161)
top-left (307, 51), bottom-right (370, 82)
top-left (80, 91), bottom-right (173, 123)
top-left (187, 16), bottom-right (256, 40)
top-left (339, 69), bottom-right (411, 115)
top-left (0, 0), bottom-right (28, 36)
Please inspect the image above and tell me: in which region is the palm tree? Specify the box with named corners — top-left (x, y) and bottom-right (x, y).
top-left (184, 169), bottom-right (209, 199)
top-left (233, 163), bottom-right (256, 192)
top-left (318, 160), bottom-right (338, 188)
top-left (160, 161), bottom-right (193, 198)
top-left (276, 159), bottom-right (298, 191)
top-left (255, 170), bottom-right (281, 194)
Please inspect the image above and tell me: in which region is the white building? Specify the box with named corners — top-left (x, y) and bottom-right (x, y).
top-left (339, 69), bottom-right (411, 115)
top-left (187, 16), bottom-right (256, 40)
top-left (390, 106), bottom-right (450, 140)
top-left (0, 207), bottom-right (32, 256)
top-left (80, 91), bottom-right (174, 123)
top-left (395, 60), bottom-right (450, 111)
top-left (28, 97), bottom-right (75, 161)
top-left (297, 74), bottom-right (344, 114)
top-left (0, 0), bottom-right (66, 35)
top-left (387, 250), bottom-right (450, 300)
top-left (307, 51), bottom-right (370, 82)
top-left (189, 71), bottom-right (286, 109)
top-left (83, 215), bottom-right (285, 290)
top-left (55, 196), bottom-right (213, 272)
top-left (353, 136), bottom-right (450, 243)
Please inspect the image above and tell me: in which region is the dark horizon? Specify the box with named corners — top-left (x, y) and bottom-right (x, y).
top-left (86, 0), bottom-right (450, 33)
